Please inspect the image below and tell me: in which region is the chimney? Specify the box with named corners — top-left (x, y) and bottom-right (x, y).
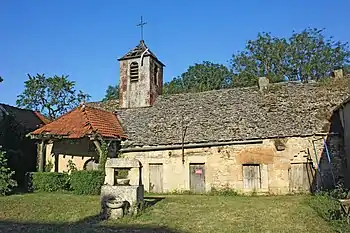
top-left (258, 77), bottom-right (269, 91)
top-left (332, 69), bottom-right (344, 79)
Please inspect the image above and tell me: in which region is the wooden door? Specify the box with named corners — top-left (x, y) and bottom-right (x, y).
top-left (243, 165), bottom-right (261, 189)
top-left (149, 163), bottom-right (163, 193)
top-left (289, 163), bottom-right (314, 193)
top-left (190, 163), bottom-right (206, 193)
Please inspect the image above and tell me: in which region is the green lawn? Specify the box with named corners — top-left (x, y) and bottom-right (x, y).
top-left (0, 193), bottom-right (345, 233)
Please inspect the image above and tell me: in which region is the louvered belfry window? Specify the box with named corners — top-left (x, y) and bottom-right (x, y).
top-left (130, 62), bottom-right (139, 82)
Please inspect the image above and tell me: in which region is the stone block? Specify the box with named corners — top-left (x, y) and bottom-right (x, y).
top-left (101, 185), bottom-right (144, 214)
top-left (258, 77), bottom-right (269, 91)
top-left (105, 158), bottom-right (141, 168)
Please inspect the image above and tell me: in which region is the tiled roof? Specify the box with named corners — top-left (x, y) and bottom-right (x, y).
top-left (34, 112), bottom-right (51, 125)
top-left (106, 79), bottom-right (350, 147)
top-left (30, 105), bottom-right (126, 139)
top-left (0, 104), bottom-right (49, 130)
top-left (118, 40), bottom-right (165, 66)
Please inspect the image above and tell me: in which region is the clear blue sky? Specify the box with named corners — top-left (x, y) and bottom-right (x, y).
top-left (1, 0), bottom-right (349, 106)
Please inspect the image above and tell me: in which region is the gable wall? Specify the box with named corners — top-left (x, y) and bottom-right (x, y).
top-left (123, 136), bottom-right (343, 194)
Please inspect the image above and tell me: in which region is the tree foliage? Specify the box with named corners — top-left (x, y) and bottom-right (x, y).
top-left (0, 150), bottom-right (17, 195)
top-left (231, 28), bottom-right (350, 85)
top-left (0, 77), bottom-right (3, 83)
top-left (103, 85), bottom-right (119, 101)
top-left (163, 61), bottom-right (232, 95)
top-left (16, 74), bottom-right (90, 120)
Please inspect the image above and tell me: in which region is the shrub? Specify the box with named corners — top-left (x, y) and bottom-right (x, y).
top-left (31, 172), bottom-right (69, 192)
top-left (0, 150), bottom-right (17, 195)
top-left (70, 170), bottom-right (105, 195)
top-left (66, 159), bottom-right (77, 173)
top-left (44, 159), bottom-right (54, 172)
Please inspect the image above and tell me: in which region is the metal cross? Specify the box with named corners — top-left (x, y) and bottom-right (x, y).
top-left (136, 16), bottom-right (147, 41)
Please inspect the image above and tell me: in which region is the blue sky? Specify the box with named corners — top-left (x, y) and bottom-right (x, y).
top-left (1, 0), bottom-right (349, 106)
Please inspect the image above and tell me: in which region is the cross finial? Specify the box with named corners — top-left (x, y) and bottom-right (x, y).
top-left (136, 16), bottom-right (147, 41)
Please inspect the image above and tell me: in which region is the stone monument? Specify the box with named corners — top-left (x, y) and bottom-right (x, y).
top-left (100, 158), bottom-right (144, 219)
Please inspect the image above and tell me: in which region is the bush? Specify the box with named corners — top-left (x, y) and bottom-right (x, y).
top-left (70, 170), bottom-right (105, 195)
top-left (31, 172), bottom-right (69, 192)
top-left (0, 150), bottom-right (17, 195)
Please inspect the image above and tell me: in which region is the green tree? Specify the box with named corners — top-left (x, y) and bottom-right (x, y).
top-left (231, 32), bottom-right (290, 87)
top-left (0, 76), bottom-right (3, 83)
top-left (16, 74), bottom-right (90, 120)
top-left (0, 150), bottom-right (17, 196)
top-left (231, 28), bottom-right (350, 85)
top-left (288, 28), bottom-right (350, 82)
top-left (103, 85), bottom-right (119, 101)
top-left (163, 61), bottom-right (232, 95)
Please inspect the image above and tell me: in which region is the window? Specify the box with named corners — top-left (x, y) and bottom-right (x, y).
top-left (130, 62), bottom-right (139, 82)
top-left (243, 164), bottom-right (261, 189)
top-left (154, 64), bottom-right (158, 85)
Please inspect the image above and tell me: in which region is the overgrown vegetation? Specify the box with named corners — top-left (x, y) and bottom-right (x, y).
top-left (98, 139), bottom-right (109, 173)
top-left (0, 150), bottom-right (17, 195)
top-left (66, 159), bottom-right (77, 173)
top-left (307, 183), bottom-right (350, 232)
top-left (31, 172), bottom-right (69, 192)
top-left (44, 159), bottom-right (54, 172)
top-left (308, 194), bottom-right (348, 232)
top-left (70, 170), bottom-right (105, 195)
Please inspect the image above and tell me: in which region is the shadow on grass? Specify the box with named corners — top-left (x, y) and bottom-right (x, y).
top-left (144, 196), bottom-right (165, 208)
top-left (0, 217), bottom-right (181, 233)
top-left (0, 196), bottom-right (172, 233)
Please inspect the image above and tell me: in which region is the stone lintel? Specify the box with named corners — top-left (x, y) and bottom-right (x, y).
top-left (105, 158), bottom-right (141, 168)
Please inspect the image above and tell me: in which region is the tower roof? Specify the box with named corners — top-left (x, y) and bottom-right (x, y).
top-left (118, 40), bottom-right (165, 66)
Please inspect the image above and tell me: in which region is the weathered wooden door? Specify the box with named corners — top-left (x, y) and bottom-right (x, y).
top-left (190, 163), bottom-right (206, 193)
top-left (243, 165), bottom-right (261, 189)
top-left (289, 163), bottom-right (314, 193)
top-left (149, 163), bottom-right (163, 193)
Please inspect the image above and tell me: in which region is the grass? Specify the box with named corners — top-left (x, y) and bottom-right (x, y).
top-left (0, 192), bottom-right (347, 233)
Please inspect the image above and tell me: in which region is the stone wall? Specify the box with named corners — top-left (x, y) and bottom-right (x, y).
top-left (122, 136), bottom-right (344, 194)
top-left (119, 56), bottom-right (162, 109)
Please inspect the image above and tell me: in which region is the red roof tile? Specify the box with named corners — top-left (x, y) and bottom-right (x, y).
top-left (30, 105), bottom-right (126, 139)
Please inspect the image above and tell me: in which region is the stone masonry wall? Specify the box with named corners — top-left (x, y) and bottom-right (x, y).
top-left (123, 136), bottom-right (344, 194)
top-left (119, 56), bottom-right (152, 108)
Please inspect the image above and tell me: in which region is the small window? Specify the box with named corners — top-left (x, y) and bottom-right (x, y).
top-left (130, 62), bottom-right (139, 82)
top-left (154, 64), bottom-right (158, 85)
top-left (243, 164), bottom-right (261, 189)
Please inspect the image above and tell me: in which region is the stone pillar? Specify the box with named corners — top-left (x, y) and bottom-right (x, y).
top-left (37, 140), bottom-right (46, 172)
top-left (105, 167), bottom-right (115, 185)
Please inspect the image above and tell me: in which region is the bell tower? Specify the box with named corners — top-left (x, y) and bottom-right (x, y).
top-left (118, 40), bottom-right (164, 108)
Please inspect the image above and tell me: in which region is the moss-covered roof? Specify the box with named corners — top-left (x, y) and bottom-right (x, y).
top-left (88, 79), bottom-right (350, 147)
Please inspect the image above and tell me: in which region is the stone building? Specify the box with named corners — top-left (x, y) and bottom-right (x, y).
top-left (0, 104), bottom-right (49, 186)
top-left (30, 40), bottom-right (350, 194)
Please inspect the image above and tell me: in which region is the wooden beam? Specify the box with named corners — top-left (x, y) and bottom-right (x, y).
top-left (93, 140), bottom-right (102, 155)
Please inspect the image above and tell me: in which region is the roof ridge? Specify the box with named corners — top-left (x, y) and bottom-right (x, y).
top-left (81, 105), bottom-right (95, 134)
top-left (157, 79), bottom-right (343, 100)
